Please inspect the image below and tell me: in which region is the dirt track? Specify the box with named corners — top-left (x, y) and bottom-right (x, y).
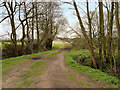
top-left (2, 48), bottom-right (110, 88)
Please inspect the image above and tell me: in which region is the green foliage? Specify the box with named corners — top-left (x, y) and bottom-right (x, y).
top-left (69, 50), bottom-right (92, 66)
top-left (65, 50), bottom-right (120, 88)
top-left (2, 44), bottom-right (60, 61)
top-left (1, 44), bottom-right (59, 75)
top-left (1, 48), bottom-right (55, 75)
top-left (70, 38), bottom-right (88, 49)
top-left (64, 44), bottom-right (73, 50)
top-left (0, 42), bottom-right (2, 48)
top-left (2, 43), bottom-right (60, 59)
top-left (52, 44), bottom-right (64, 50)
top-left (1, 48), bottom-right (57, 66)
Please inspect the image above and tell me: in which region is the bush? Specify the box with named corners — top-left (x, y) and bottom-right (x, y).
top-left (2, 44), bottom-right (23, 59)
top-left (65, 50), bottom-right (120, 87)
top-left (2, 43), bottom-right (62, 59)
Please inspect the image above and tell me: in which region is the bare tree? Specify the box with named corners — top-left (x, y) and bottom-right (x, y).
top-left (3, 2), bottom-right (18, 56)
top-left (72, 0), bottom-right (97, 69)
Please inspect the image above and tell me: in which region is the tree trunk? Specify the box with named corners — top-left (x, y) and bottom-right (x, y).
top-left (36, 2), bottom-right (40, 52)
top-left (114, 1), bottom-right (119, 75)
top-left (24, 2), bottom-right (31, 54)
top-left (73, 0), bottom-right (97, 69)
top-left (19, 4), bottom-right (25, 55)
top-left (6, 2), bottom-right (18, 56)
top-left (108, 2), bottom-right (114, 71)
top-left (31, 2), bottom-right (35, 53)
top-left (99, 1), bottom-right (106, 67)
top-left (115, 1), bottom-right (120, 59)
top-left (86, 1), bottom-right (92, 46)
top-left (21, 22), bottom-right (25, 55)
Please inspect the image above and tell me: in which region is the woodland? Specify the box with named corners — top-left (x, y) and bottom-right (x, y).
top-left (0, 0), bottom-right (120, 88)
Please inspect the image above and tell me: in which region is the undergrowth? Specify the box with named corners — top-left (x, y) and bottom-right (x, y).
top-left (1, 44), bottom-right (62, 66)
top-left (65, 50), bottom-right (120, 88)
top-left (1, 44), bottom-right (63, 74)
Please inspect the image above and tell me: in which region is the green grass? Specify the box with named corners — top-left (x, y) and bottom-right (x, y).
top-left (47, 50), bottom-right (64, 57)
top-left (1, 44), bottom-right (61, 66)
top-left (24, 71), bottom-right (33, 79)
top-left (1, 59), bottom-right (29, 74)
top-left (2, 67), bottom-right (13, 74)
top-left (65, 50), bottom-right (120, 88)
top-left (1, 44), bottom-right (63, 63)
top-left (24, 60), bottom-right (45, 79)
top-left (16, 80), bottom-right (34, 88)
top-left (1, 50), bottom-right (52, 64)
top-left (2, 58), bottom-right (29, 67)
top-left (23, 80), bottom-right (34, 86)
top-left (30, 60), bottom-right (45, 76)
top-left (83, 86), bottom-right (91, 88)
top-left (1, 44), bottom-right (63, 75)
top-left (65, 72), bottom-right (92, 88)
top-left (16, 60), bottom-right (46, 88)
top-left (52, 44), bottom-right (64, 50)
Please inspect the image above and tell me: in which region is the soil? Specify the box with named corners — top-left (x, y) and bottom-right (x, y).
top-left (2, 48), bottom-right (111, 88)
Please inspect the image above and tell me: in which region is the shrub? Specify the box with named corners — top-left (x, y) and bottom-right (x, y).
top-left (2, 44), bottom-right (23, 59)
top-left (65, 50), bottom-right (120, 87)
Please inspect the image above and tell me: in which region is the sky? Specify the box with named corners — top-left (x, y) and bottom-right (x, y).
top-left (60, 1), bottom-right (98, 26)
top-left (0, 0), bottom-right (119, 39)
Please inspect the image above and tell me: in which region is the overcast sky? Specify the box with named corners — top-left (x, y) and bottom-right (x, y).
top-left (0, 0), bottom-right (118, 39)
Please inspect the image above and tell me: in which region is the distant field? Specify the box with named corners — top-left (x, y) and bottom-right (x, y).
top-left (1, 41), bottom-right (66, 48)
top-left (1, 42), bottom-right (22, 48)
top-left (2, 42), bottom-right (21, 45)
top-left (53, 40), bottom-right (68, 44)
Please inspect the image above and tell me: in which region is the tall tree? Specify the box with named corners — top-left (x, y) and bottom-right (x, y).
top-left (86, 0), bottom-right (93, 49)
top-left (73, 0), bottom-right (97, 69)
top-left (99, 1), bottom-right (106, 66)
top-left (115, 1), bottom-right (120, 57)
top-left (107, 2), bottom-right (114, 71)
top-left (114, 1), bottom-right (119, 75)
top-left (18, 2), bottom-right (26, 55)
top-left (31, 2), bottom-right (35, 53)
top-left (35, 2), bottom-right (40, 51)
top-left (3, 2), bottom-right (18, 56)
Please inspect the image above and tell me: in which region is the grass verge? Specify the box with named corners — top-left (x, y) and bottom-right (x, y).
top-left (1, 44), bottom-right (63, 74)
top-left (1, 44), bottom-right (62, 67)
top-left (65, 50), bottom-right (120, 88)
top-left (1, 59), bottom-right (29, 74)
top-left (52, 44), bottom-right (64, 50)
